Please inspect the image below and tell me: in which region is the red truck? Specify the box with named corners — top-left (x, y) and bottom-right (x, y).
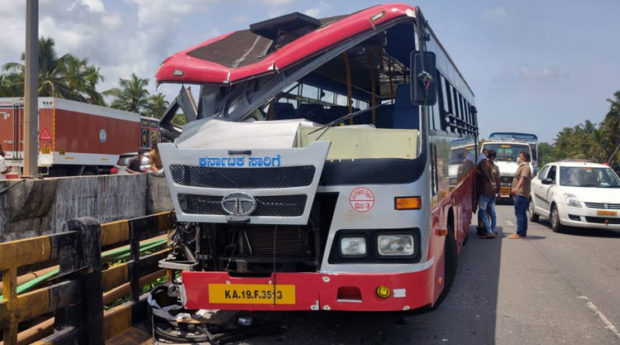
top-left (0, 97), bottom-right (141, 176)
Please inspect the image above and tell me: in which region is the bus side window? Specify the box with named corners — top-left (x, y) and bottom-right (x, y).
top-left (431, 143), bottom-right (438, 196)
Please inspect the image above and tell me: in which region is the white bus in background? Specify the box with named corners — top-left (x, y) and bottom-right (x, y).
top-left (489, 132), bottom-right (539, 169)
top-left (481, 137), bottom-right (536, 199)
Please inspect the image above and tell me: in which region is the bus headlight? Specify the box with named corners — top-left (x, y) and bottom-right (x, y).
top-left (340, 237), bottom-right (367, 256)
top-left (377, 235), bottom-right (414, 256)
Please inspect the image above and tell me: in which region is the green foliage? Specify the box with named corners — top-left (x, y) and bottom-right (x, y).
top-left (145, 92), bottom-right (169, 119)
top-left (0, 37), bottom-right (105, 105)
top-left (539, 91), bottom-right (620, 166)
top-left (171, 112), bottom-right (188, 126)
top-left (537, 142), bottom-right (556, 166)
top-left (104, 73), bottom-right (150, 114)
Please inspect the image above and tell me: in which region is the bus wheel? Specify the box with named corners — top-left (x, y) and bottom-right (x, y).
top-left (433, 222), bottom-right (457, 309)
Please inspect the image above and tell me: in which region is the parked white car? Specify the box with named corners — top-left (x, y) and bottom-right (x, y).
top-left (529, 161), bottom-right (620, 232)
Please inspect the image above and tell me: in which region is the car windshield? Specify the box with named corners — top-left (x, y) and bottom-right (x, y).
top-left (559, 167), bottom-right (620, 188)
top-left (482, 143), bottom-right (529, 162)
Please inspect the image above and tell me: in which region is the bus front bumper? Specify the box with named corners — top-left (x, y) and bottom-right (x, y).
top-left (181, 268), bottom-right (436, 312)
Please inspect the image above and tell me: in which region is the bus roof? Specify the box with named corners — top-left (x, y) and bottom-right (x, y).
top-left (489, 132), bottom-right (538, 141)
top-left (156, 4), bottom-right (416, 85)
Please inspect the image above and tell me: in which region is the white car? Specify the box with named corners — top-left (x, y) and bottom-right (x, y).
top-left (529, 161), bottom-right (620, 232)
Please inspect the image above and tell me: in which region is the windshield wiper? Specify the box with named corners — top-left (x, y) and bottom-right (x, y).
top-left (308, 104), bottom-right (385, 140)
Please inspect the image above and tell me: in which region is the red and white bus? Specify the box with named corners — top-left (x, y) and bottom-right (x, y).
top-left (156, 3), bottom-right (478, 314)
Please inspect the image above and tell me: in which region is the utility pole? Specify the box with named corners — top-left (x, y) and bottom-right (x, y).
top-left (23, 0), bottom-right (39, 177)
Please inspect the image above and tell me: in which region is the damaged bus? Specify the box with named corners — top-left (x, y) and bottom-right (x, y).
top-left (155, 3), bottom-right (479, 317)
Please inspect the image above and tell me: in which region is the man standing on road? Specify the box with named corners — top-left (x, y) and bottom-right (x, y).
top-left (476, 148), bottom-right (490, 235)
top-left (508, 151), bottom-right (532, 239)
top-left (478, 150), bottom-right (498, 239)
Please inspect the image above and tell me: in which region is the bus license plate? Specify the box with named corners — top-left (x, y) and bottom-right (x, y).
top-left (208, 284), bottom-right (295, 304)
top-left (596, 210), bottom-right (617, 216)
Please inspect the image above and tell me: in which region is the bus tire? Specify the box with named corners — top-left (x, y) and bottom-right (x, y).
top-left (433, 222), bottom-right (457, 309)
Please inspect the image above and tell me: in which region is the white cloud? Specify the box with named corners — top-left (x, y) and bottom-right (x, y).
top-left (80, 0), bottom-right (104, 13)
top-left (125, 0), bottom-right (217, 25)
top-left (303, 1), bottom-right (331, 18)
top-left (39, 17), bottom-right (88, 52)
top-left (518, 66), bottom-right (559, 79)
top-left (262, 0), bottom-right (293, 6)
top-left (494, 66), bottom-right (562, 83)
top-left (234, 15), bottom-right (250, 24)
top-left (102, 14), bottom-right (122, 30)
top-left (481, 7), bottom-right (513, 28)
top-left (0, 2), bottom-right (23, 17)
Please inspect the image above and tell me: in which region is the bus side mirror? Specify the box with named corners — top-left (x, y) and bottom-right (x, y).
top-left (410, 51), bottom-right (437, 106)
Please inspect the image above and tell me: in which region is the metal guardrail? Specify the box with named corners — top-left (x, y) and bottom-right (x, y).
top-left (0, 211), bottom-right (173, 345)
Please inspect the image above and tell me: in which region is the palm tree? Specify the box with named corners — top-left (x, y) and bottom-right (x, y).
top-left (145, 93), bottom-right (169, 119)
top-left (602, 91), bottom-right (620, 163)
top-left (83, 65), bottom-right (105, 105)
top-left (3, 37), bottom-right (70, 98)
top-left (104, 73), bottom-right (150, 114)
top-left (1, 37), bottom-right (105, 103)
top-left (0, 73), bottom-right (21, 97)
top-left (64, 56), bottom-right (105, 105)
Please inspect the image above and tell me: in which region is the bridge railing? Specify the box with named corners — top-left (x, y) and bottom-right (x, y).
top-left (0, 211), bottom-right (173, 345)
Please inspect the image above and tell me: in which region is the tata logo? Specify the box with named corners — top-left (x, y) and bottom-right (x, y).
top-left (221, 192), bottom-right (256, 216)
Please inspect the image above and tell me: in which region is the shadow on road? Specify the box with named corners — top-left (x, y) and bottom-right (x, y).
top-left (535, 218), bottom-right (620, 238)
top-left (495, 199), bottom-right (514, 206)
top-left (495, 233), bottom-right (546, 240)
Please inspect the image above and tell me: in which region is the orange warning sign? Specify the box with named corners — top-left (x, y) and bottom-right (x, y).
top-left (39, 127), bottom-right (52, 140)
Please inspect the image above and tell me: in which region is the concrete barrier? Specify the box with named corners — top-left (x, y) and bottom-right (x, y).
top-left (0, 173), bottom-right (173, 242)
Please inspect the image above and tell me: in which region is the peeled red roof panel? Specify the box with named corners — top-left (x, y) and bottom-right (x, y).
top-left (156, 3), bottom-right (415, 85)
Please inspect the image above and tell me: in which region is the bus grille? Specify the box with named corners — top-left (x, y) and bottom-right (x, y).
top-left (170, 165), bottom-right (315, 189)
top-left (178, 194), bottom-right (307, 217)
top-left (245, 227), bottom-right (310, 257)
top-left (500, 176), bottom-right (513, 184)
top-left (584, 202), bottom-right (620, 210)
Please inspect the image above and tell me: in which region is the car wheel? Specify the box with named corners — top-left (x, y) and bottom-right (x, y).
top-left (529, 198), bottom-right (539, 222)
top-left (550, 205), bottom-right (563, 233)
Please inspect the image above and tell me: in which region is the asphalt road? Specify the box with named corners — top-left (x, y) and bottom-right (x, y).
top-left (233, 203), bottom-right (620, 345)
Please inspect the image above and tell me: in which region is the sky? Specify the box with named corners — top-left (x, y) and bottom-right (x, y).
top-left (1, 0), bottom-right (619, 143)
